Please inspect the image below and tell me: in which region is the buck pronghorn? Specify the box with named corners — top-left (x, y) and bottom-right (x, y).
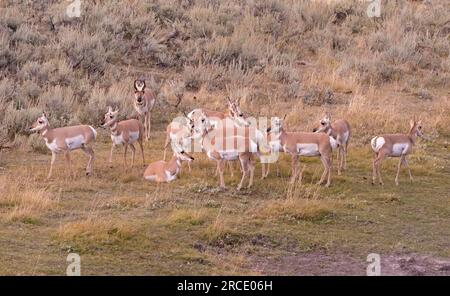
top-left (143, 149), bottom-right (194, 183)
top-left (102, 107), bottom-right (145, 167)
top-left (190, 114), bottom-right (258, 190)
top-left (267, 116), bottom-right (336, 186)
top-left (163, 117), bottom-right (193, 172)
top-left (313, 114), bottom-right (351, 175)
top-left (133, 79), bottom-right (156, 141)
top-left (371, 119), bottom-right (425, 186)
top-left (29, 113), bottom-right (96, 179)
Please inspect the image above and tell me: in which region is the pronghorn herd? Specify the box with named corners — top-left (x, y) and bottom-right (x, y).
top-left (28, 79), bottom-right (427, 188)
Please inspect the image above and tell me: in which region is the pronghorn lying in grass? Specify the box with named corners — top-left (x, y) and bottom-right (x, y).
top-left (371, 119), bottom-right (425, 186)
top-left (102, 107), bottom-right (145, 167)
top-left (190, 114), bottom-right (258, 190)
top-left (163, 117), bottom-right (193, 172)
top-left (267, 116), bottom-right (336, 186)
top-left (133, 79), bottom-right (156, 141)
top-left (143, 149), bottom-right (194, 183)
top-left (313, 114), bottom-right (351, 175)
top-left (29, 113), bottom-right (97, 179)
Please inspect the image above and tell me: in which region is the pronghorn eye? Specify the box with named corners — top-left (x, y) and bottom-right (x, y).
top-left (202, 119), bottom-right (205, 123)
top-left (321, 122), bottom-right (325, 125)
top-left (38, 120), bottom-right (43, 124)
top-left (110, 115), bottom-right (113, 119)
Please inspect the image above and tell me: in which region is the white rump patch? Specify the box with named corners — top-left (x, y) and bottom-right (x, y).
top-left (371, 136), bottom-right (385, 153)
top-left (65, 135), bottom-right (85, 150)
top-left (342, 131), bottom-right (349, 143)
top-left (392, 143), bottom-right (410, 156)
top-left (296, 143), bottom-right (320, 156)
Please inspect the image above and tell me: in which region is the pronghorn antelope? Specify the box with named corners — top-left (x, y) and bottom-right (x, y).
top-left (371, 119), bottom-right (425, 186)
top-left (313, 114), bottom-right (351, 175)
top-left (143, 149), bottom-right (194, 183)
top-left (261, 116), bottom-right (285, 179)
top-left (133, 79), bottom-right (156, 141)
top-left (268, 116), bottom-right (336, 186)
top-left (102, 107), bottom-right (145, 167)
top-left (29, 113), bottom-right (97, 179)
top-left (163, 117), bottom-right (193, 172)
top-left (190, 114), bottom-right (260, 190)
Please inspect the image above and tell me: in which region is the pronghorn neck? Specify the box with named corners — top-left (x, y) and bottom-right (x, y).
top-left (109, 121), bottom-right (119, 135)
top-left (408, 129), bottom-right (417, 144)
top-left (40, 126), bottom-right (50, 137)
top-left (167, 155), bottom-right (181, 174)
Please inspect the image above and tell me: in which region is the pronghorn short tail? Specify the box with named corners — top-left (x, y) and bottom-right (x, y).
top-left (371, 136), bottom-right (385, 153)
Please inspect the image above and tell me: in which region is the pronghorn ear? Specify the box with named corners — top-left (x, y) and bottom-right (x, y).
top-left (107, 106), bottom-right (112, 112)
top-left (410, 119), bottom-right (415, 127)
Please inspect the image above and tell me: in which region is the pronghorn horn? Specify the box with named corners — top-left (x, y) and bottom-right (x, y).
top-left (134, 80), bottom-right (145, 92)
top-left (107, 106), bottom-right (112, 112)
top-left (283, 113), bottom-right (287, 120)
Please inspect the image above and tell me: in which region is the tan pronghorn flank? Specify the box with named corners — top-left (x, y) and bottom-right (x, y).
top-left (143, 150), bottom-right (194, 183)
top-left (313, 114), bottom-right (351, 175)
top-left (133, 79), bottom-right (156, 141)
top-left (163, 118), bottom-right (193, 172)
top-left (102, 107), bottom-right (145, 167)
top-left (268, 116), bottom-right (335, 186)
top-left (371, 119), bottom-right (425, 186)
top-left (29, 113), bottom-right (96, 179)
top-left (190, 115), bottom-right (259, 190)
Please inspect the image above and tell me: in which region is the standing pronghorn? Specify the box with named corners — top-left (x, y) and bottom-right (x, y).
top-left (29, 113), bottom-right (96, 179)
top-left (313, 114), bottom-right (351, 175)
top-left (143, 149), bottom-right (194, 183)
top-left (133, 79), bottom-right (156, 141)
top-left (190, 114), bottom-right (258, 190)
top-left (268, 116), bottom-right (336, 186)
top-left (371, 119), bottom-right (425, 186)
top-left (163, 117), bottom-right (193, 172)
top-left (102, 107), bottom-right (145, 167)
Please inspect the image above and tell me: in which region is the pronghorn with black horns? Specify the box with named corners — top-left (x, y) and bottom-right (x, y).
top-left (267, 115), bottom-right (336, 186)
top-left (102, 107), bottom-right (145, 167)
top-left (133, 79), bottom-right (156, 141)
top-left (313, 114), bottom-right (351, 175)
top-left (371, 118), bottom-right (426, 186)
top-left (29, 113), bottom-right (97, 179)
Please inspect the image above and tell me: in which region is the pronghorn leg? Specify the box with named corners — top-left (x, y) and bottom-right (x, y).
top-left (326, 156), bottom-right (332, 187)
top-left (129, 143), bottom-right (136, 167)
top-left (343, 143), bottom-right (348, 171)
top-left (123, 144), bottom-right (128, 167)
top-left (109, 144), bottom-right (115, 167)
top-left (64, 151), bottom-right (73, 178)
top-left (248, 157), bottom-right (255, 189)
top-left (218, 160), bottom-right (226, 188)
top-left (261, 162), bottom-right (266, 180)
top-left (47, 152), bottom-right (57, 180)
top-left (276, 161), bottom-right (280, 177)
top-left (81, 146), bottom-right (95, 176)
top-left (144, 115), bottom-right (149, 142)
top-left (187, 160), bottom-right (192, 172)
top-left (228, 161), bottom-right (234, 177)
top-left (163, 133), bottom-right (170, 161)
top-left (372, 153), bottom-right (378, 185)
top-left (395, 156), bottom-right (404, 186)
top-left (318, 156), bottom-right (330, 186)
top-left (237, 155), bottom-right (249, 191)
top-left (147, 113), bottom-right (151, 141)
top-left (374, 152), bottom-right (386, 185)
top-left (336, 147), bottom-right (341, 175)
top-left (402, 155), bottom-right (413, 182)
top-left (138, 139), bottom-right (145, 166)
top-left (290, 154), bottom-right (299, 184)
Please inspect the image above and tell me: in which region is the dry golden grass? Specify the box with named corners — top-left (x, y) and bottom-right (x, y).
top-left (0, 175), bottom-right (58, 223)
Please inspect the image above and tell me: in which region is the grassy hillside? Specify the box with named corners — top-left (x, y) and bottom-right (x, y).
top-left (0, 0), bottom-right (449, 275)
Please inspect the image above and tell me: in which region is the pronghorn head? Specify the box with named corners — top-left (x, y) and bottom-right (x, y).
top-left (102, 106), bottom-right (119, 127)
top-left (409, 118), bottom-right (424, 139)
top-left (173, 142), bottom-right (194, 162)
top-left (227, 97), bottom-right (249, 127)
top-left (190, 112), bottom-right (210, 140)
top-left (313, 114), bottom-right (332, 133)
top-left (30, 112), bottom-right (49, 132)
top-left (267, 115), bottom-right (285, 134)
top-left (134, 79), bottom-right (146, 105)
